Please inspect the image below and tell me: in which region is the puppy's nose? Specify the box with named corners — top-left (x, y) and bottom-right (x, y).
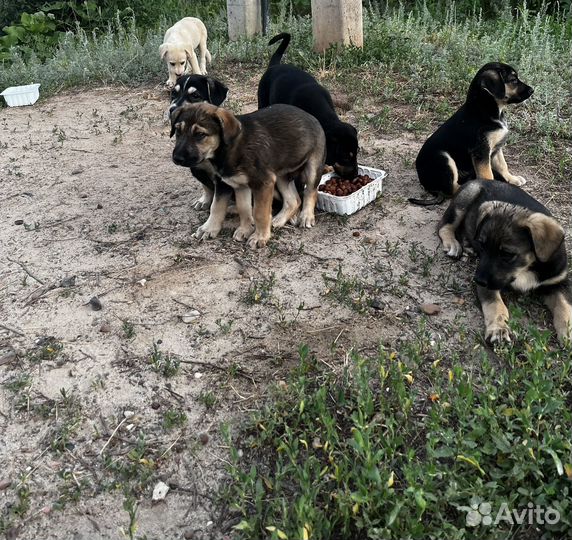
top-left (172, 152), bottom-right (187, 166)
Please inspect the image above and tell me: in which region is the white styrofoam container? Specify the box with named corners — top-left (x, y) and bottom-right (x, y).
top-left (317, 165), bottom-right (386, 215)
top-left (1, 83), bottom-right (41, 107)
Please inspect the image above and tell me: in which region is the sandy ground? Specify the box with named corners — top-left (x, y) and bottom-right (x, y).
top-left (0, 64), bottom-right (569, 539)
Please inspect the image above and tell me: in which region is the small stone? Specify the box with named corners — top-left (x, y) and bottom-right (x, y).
top-left (151, 402), bottom-right (160, 410)
top-left (14, 219), bottom-right (24, 225)
top-left (363, 236), bottom-right (377, 244)
top-left (198, 432), bottom-right (209, 445)
top-left (452, 296), bottom-right (465, 305)
top-left (0, 480), bottom-right (12, 490)
top-left (183, 531), bottom-right (194, 540)
top-left (99, 323), bottom-right (112, 333)
top-left (96, 203), bottom-right (103, 210)
top-left (61, 276), bottom-right (76, 288)
top-left (152, 481), bottom-right (169, 502)
top-left (371, 299), bottom-right (384, 311)
top-left (194, 372), bottom-right (203, 379)
top-left (420, 303), bottom-right (441, 316)
top-left (88, 296), bottom-right (102, 311)
top-left (352, 231), bottom-right (360, 237)
top-left (181, 310), bottom-right (200, 323)
top-left (124, 410), bottom-right (135, 419)
top-left (71, 167), bottom-right (84, 175)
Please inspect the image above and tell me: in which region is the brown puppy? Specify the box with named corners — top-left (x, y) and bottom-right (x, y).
top-left (171, 102), bottom-right (326, 248)
top-left (438, 179), bottom-right (571, 345)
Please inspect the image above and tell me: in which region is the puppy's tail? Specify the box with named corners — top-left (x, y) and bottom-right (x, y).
top-left (408, 194), bottom-right (446, 206)
top-left (268, 33), bottom-right (291, 66)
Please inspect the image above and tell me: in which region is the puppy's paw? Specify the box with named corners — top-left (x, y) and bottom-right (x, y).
top-left (508, 175), bottom-right (526, 187)
top-left (272, 213), bottom-right (289, 229)
top-left (246, 232), bottom-right (270, 249)
top-left (485, 324), bottom-right (511, 344)
top-left (297, 210), bottom-right (316, 229)
top-left (233, 224), bottom-right (254, 242)
top-left (442, 239), bottom-right (463, 258)
top-left (166, 80), bottom-right (175, 89)
top-left (195, 222), bottom-right (221, 240)
top-left (192, 195), bottom-right (212, 210)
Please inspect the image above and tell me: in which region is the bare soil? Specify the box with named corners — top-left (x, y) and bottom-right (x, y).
top-left (0, 64), bottom-right (569, 539)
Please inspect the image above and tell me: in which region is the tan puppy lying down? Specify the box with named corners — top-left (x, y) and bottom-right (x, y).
top-left (160, 17), bottom-right (211, 86)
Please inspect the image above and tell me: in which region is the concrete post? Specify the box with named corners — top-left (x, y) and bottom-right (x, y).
top-left (311, 0), bottom-right (363, 52)
top-left (226, 0), bottom-right (262, 41)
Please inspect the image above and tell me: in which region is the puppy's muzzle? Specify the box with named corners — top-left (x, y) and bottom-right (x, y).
top-left (511, 84), bottom-right (534, 104)
top-left (334, 163), bottom-right (358, 179)
top-left (172, 149), bottom-right (201, 167)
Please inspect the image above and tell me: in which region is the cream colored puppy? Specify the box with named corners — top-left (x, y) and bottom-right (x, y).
top-left (160, 17), bottom-right (211, 87)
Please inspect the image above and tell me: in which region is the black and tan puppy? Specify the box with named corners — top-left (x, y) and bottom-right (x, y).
top-left (168, 74), bottom-right (230, 210)
top-left (438, 179), bottom-right (571, 344)
top-left (412, 62), bottom-right (533, 205)
top-left (257, 33), bottom-right (358, 179)
top-left (170, 102), bottom-right (326, 248)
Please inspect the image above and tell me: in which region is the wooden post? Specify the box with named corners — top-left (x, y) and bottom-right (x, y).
top-left (226, 0), bottom-right (262, 41)
top-left (311, 0), bottom-right (363, 52)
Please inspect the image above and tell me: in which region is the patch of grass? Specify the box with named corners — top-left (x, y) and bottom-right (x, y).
top-left (122, 321), bottom-right (136, 339)
top-left (162, 408), bottom-right (187, 430)
top-left (323, 265), bottom-right (376, 314)
top-left (198, 391), bottom-right (218, 410)
top-left (26, 337), bottom-right (63, 364)
top-left (223, 317), bottom-right (572, 539)
top-left (3, 373), bottom-right (32, 393)
top-left (148, 341), bottom-right (180, 377)
top-left (244, 273), bottom-right (276, 306)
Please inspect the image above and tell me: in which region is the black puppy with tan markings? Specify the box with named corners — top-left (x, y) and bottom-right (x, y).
top-left (412, 63), bottom-right (533, 205)
top-left (439, 179), bottom-right (572, 345)
top-left (168, 74), bottom-right (229, 211)
top-left (170, 102), bottom-right (326, 248)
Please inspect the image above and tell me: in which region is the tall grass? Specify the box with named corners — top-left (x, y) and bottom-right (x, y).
top-left (0, 2), bottom-right (570, 138)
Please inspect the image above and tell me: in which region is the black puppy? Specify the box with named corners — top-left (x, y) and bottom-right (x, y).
top-left (438, 179), bottom-right (571, 344)
top-left (411, 62), bottom-right (533, 205)
top-left (168, 74), bottom-right (230, 209)
top-left (257, 33), bottom-right (358, 179)
top-left (169, 74), bottom-right (228, 115)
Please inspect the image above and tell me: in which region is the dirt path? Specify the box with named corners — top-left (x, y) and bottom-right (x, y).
top-left (0, 65), bottom-right (568, 539)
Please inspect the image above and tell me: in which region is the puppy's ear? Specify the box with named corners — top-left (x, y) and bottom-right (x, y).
top-left (215, 107), bottom-right (241, 145)
top-left (474, 201), bottom-right (496, 239)
top-left (207, 78), bottom-right (229, 106)
top-left (480, 69), bottom-right (505, 99)
top-left (159, 43), bottom-right (169, 60)
top-left (170, 106), bottom-right (184, 138)
top-left (525, 213), bottom-right (565, 262)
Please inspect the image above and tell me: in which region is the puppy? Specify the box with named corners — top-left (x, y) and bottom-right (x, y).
top-left (160, 17), bottom-right (212, 86)
top-left (438, 179), bottom-right (571, 345)
top-left (167, 74), bottom-right (229, 210)
top-left (169, 74), bottom-right (228, 115)
top-left (411, 62), bottom-right (533, 205)
top-left (257, 33), bottom-right (358, 179)
top-left (170, 102), bottom-right (326, 248)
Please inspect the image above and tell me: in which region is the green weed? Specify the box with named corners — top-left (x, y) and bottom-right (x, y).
top-left (223, 316), bottom-right (572, 539)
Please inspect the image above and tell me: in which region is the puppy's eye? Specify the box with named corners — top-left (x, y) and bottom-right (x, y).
top-left (500, 249), bottom-right (517, 261)
top-left (169, 62), bottom-right (175, 66)
top-left (194, 132), bottom-right (207, 140)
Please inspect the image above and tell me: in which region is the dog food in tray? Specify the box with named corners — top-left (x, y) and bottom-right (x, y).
top-left (317, 165), bottom-right (386, 215)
